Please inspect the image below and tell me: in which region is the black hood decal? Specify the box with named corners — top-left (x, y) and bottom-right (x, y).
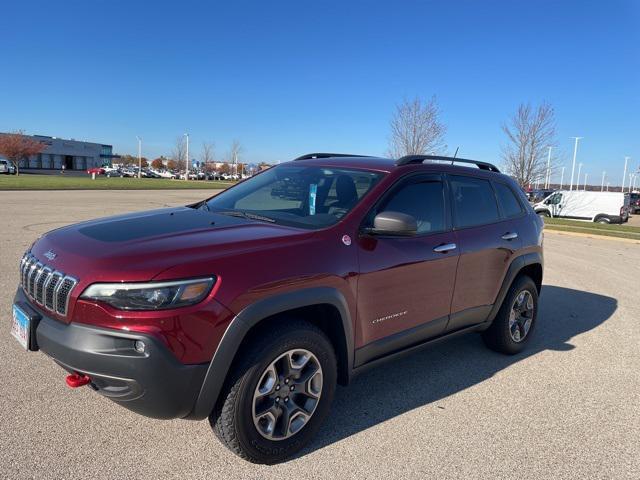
top-left (78, 208), bottom-right (245, 243)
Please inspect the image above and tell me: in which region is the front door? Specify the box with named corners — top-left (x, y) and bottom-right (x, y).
top-left (355, 174), bottom-right (458, 365)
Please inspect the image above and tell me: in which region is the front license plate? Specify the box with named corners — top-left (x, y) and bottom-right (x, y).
top-left (11, 304), bottom-right (30, 350)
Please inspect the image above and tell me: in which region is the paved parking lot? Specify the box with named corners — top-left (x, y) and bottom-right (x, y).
top-left (1, 190), bottom-right (639, 479)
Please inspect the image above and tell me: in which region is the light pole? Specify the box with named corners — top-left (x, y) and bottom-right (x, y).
top-left (622, 156), bottom-right (630, 192)
top-left (184, 133), bottom-right (189, 180)
top-left (560, 166), bottom-right (565, 189)
top-left (584, 173), bottom-right (588, 191)
top-left (606, 182), bottom-right (610, 192)
top-left (569, 137), bottom-right (582, 191)
top-left (545, 146), bottom-right (552, 189)
top-left (577, 163), bottom-right (583, 191)
top-left (136, 136), bottom-right (142, 179)
top-left (601, 171), bottom-right (606, 192)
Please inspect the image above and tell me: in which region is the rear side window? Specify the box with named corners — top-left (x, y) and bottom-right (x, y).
top-left (494, 182), bottom-right (523, 218)
top-left (372, 179), bottom-right (446, 234)
top-left (450, 175), bottom-right (500, 228)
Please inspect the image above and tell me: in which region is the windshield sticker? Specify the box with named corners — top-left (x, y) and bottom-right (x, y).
top-left (309, 183), bottom-right (317, 215)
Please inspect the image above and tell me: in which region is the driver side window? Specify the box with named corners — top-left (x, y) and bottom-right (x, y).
top-left (545, 193), bottom-right (562, 205)
top-left (371, 179), bottom-right (446, 234)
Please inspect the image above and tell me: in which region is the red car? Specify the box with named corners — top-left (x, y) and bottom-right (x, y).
top-left (12, 153), bottom-right (543, 463)
top-left (86, 167), bottom-right (105, 175)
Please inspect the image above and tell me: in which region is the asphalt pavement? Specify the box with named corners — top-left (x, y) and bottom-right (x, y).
top-left (1, 190), bottom-right (638, 479)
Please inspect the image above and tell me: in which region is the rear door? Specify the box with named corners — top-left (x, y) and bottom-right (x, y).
top-left (447, 174), bottom-right (522, 331)
top-left (355, 173), bottom-right (458, 364)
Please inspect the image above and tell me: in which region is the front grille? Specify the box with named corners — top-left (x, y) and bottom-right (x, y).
top-left (20, 253), bottom-right (78, 317)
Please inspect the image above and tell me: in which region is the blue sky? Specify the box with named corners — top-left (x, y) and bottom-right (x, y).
top-left (1, 0), bottom-right (638, 185)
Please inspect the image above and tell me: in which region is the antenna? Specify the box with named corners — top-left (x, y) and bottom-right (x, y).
top-left (452, 146), bottom-right (459, 165)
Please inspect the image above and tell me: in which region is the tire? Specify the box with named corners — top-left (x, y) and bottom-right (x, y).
top-left (482, 275), bottom-right (538, 355)
top-left (210, 320), bottom-right (337, 464)
top-left (537, 210), bottom-right (551, 218)
top-left (595, 216), bottom-right (610, 224)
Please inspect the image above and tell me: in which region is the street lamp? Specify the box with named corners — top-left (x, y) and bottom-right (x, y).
top-left (560, 166), bottom-right (565, 189)
top-left (601, 171), bottom-right (606, 192)
top-left (584, 173), bottom-right (588, 191)
top-left (577, 162), bottom-right (583, 191)
top-left (184, 133), bottom-right (189, 180)
top-left (622, 156), bottom-right (629, 192)
top-left (545, 146), bottom-right (552, 189)
top-left (136, 136), bottom-right (142, 179)
top-left (569, 137), bottom-right (583, 191)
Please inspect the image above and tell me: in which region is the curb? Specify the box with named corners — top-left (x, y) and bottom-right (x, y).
top-left (544, 228), bottom-right (640, 245)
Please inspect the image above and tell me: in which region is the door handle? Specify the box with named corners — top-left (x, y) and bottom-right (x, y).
top-left (433, 243), bottom-right (457, 253)
top-left (501, 232), bottom-right (518, 240)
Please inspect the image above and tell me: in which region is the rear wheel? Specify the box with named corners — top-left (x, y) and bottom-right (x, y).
top-left (482, 275), bottom-right (538, 355)
top-left (595, 216), bottom-right (611, 224)
top-left (210, 320), bottom-right (337, 464)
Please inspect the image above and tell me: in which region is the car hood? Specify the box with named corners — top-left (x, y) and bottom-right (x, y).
top-left (30, 207), bottom-right (314, 282)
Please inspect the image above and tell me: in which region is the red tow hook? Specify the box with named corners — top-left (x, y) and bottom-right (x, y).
top-left (65, 373), bottom-right (91, 388)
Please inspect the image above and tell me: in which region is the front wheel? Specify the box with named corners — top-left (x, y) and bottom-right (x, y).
top-left (482, 275), bottom-right (538, 355)
top-left (210, 320), bottom-right (337, 464)
top-left (595, 216), bottom-right (611, 224)
top-left (537, 210), bottom-right (551, 218)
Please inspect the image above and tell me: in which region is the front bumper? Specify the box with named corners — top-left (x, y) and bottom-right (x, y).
top-left (14, 288), bottom-right (208, 419)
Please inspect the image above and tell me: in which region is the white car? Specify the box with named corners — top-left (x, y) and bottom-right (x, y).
top-left (534, 190), bottom-right (630, 224)
top-left (0, 159), bottom-right (16, 174)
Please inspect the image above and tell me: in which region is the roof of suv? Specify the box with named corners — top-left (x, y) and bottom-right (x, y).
top-left (290, 153), bottom-right (503, 176)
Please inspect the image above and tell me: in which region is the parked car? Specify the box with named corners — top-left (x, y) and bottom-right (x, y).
top-left (104, 167), bottom-right (123, 177)
top-left (86, 167), bottom-right (106, 175)
top-left (0, 159), bottom-right (17, 174)
top-left (12, 153), bottom-right (543, 464)
top-left (629, 192), bottom-right (640, 214)
top-left (534, 190), bottom-right (630, 223)
top-left (156, 170), bottom-right (178, 179)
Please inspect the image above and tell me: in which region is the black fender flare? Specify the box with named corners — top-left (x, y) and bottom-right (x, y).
top-left (186, 287), bottom-right (354, 420)
top-left (485, 252), bottom-right (543, 325)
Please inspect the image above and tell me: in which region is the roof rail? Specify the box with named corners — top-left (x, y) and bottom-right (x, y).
top-left (396, 155), bottom-right (500, 173)
top-left (294, 153), bottom-right (372, 161)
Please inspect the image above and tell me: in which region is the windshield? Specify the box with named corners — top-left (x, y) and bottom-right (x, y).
top-left (204, 165), bottom-right (383, 229)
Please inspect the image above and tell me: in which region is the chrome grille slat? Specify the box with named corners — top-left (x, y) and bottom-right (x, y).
top-left (27, 262), bottom-right (42, 297)
top-left (19, 253), bottom-right (78, 318)
top-left (34, 266), bottom-right (52, 305)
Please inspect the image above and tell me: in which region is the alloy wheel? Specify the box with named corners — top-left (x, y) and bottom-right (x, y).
top-left (252, 349), bottom-right (323, 441)
top-left (509, 290), bottom-right (534, 343)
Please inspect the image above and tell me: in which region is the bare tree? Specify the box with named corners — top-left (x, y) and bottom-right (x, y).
top-left (0, 131), bottom-right (46, 175)
top-left (387, 96), bottom-right (447, 159)
top-left (201, 141), bottom-right (215, 172)
top-left (201, 142), bottom-right (215, 164)
top-left (501, 102), bottom-right (558, 187)
top-left (228, 139), bottom-right (243, 175)
top-left (171, 136), bottom-right (187, 174)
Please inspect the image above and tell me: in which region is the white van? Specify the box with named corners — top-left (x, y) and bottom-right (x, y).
top-left (534, 190), bottom-right (629, 224)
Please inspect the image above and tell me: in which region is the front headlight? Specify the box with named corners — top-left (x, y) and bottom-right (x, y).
top-left (80, 277), bottom-right (215, 311)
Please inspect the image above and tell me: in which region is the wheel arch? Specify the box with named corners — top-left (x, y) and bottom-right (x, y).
top-left (486, 253), bottom-right (543, 324)
top-left (187, 287), bottom-right (354, 420)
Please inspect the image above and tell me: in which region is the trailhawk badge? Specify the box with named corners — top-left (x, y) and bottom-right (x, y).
top-left (43, 250), bottom-right (57, 261)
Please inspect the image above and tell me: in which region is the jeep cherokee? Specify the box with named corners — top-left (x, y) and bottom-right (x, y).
top-left (11, 153), bottom-right (544, 464)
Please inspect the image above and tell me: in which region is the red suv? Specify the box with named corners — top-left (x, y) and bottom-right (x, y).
top-left (12, 153), bottom-right (543, 463)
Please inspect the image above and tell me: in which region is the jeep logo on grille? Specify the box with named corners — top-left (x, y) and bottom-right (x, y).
top-left (43, 250), bottom-right (57, 261)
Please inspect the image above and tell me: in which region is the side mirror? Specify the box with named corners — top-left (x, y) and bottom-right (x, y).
top-left (366, 211), bottom-right (417, 236)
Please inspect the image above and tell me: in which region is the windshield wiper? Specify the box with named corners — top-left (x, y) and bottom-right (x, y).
top-left (215, 210), bottom-right (276, 223)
